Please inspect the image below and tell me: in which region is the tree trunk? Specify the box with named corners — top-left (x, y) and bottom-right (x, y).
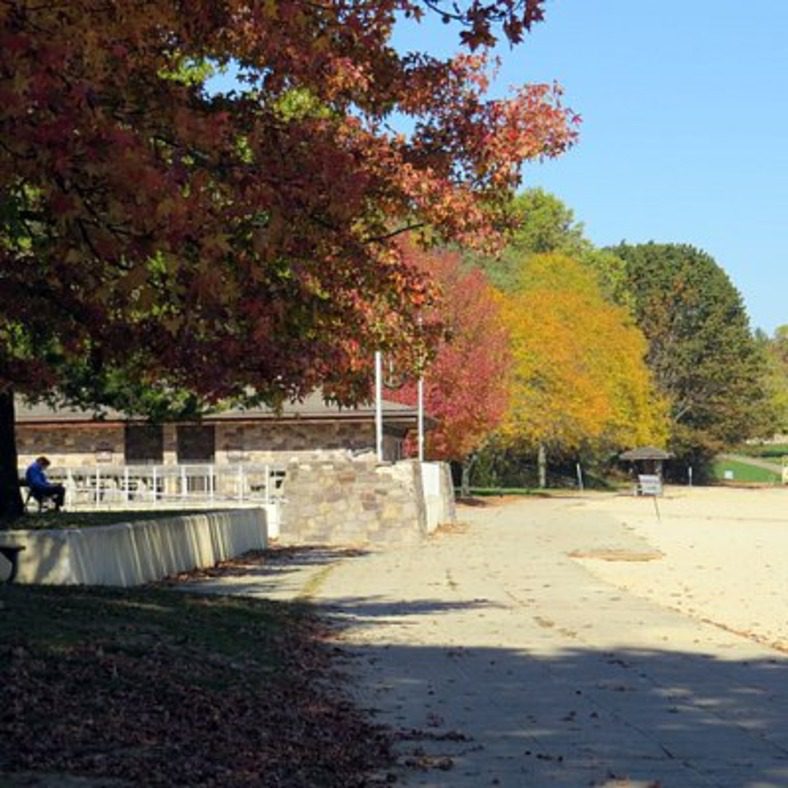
top-left (537, 442), bottom-right (547, 489)
top-left (0, 388), bottom-right (23, 523)
top-left (460, 453), bottom-right (477, 499)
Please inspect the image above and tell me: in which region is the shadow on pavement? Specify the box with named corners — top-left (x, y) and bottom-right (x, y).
top-left (168, 544), bottom-right (788, 784)
top-left (331, 629), bottom-right (788, 786)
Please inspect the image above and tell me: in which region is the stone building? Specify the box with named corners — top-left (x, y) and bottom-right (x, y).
top-left (16, 393), bottom-right (428, 468)
top-left (16, 395), bottom-right (456, 546)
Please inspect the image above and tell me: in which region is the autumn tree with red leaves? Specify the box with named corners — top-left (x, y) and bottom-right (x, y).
top-left (0, 0), bottom-right (577, 518)
top-left (387, 244), bottom-right (510, 482)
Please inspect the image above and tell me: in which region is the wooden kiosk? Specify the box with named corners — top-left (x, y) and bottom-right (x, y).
top-left (619, 446), bottom-right (674, 496)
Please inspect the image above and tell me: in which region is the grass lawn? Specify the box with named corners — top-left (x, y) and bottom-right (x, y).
top-left (0, 581), bottom-right (391, 786)
top-left (7, 509), bottom-right (226, 530)
top-left (711, 458), bottom-right (782, 484)
top-left (458, 485), bottom-right (617, 499)
top-left (459, 486), bottom-right (543, 497)
top-left (736, 443), bottom-right (788, 460)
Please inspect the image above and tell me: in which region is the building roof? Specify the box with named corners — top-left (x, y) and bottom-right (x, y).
top-left (15, 391), bottom-right (436, 429)
top-left (619, 446), bottom-right (674, 461)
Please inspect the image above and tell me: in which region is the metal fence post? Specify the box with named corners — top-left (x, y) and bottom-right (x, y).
top-left (66, 468), bottom-right (74, 508)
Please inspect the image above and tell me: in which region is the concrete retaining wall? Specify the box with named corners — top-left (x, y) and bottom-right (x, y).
top-left (260, 503), bottom-right (280, 539)
top-left (0, 509), bottom-right (268, 587)
top-left (421, 462), bottom-right (457, 533)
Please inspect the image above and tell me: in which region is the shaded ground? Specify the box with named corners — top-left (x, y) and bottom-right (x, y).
top-left (0, 579), bottom-right (392, 787)
top-left (6, 488), bottom-right (788, 786)
top-left (182, 491), bottom-right (788, 786)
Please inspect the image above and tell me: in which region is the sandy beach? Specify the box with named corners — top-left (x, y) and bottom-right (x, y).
top-left (571, 486), bottom-right (788, 653)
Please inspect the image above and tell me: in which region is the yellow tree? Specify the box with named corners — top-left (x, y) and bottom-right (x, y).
top-left (500, 253), bottom-right (667, 486)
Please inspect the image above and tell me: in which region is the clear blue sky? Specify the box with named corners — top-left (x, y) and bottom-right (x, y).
top-left (394, 1), bottom-right (788, 334)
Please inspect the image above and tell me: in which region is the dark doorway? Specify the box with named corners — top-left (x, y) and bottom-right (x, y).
top-left (124, 425), bottom-right (164, 465)
top-left (176, 425), bottom-right (215, 464)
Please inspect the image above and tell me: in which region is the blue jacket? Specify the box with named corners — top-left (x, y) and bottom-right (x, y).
top-left (25, 461), bottom-right (51, 491)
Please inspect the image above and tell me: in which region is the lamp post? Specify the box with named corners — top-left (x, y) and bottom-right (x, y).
top-left (374, 343), bottom-right (425, 463)
top-left (374, 350), bottom-right (383, 462)
top-left (417, 376), bottom-right (424, 462)
top-left (416, 313), bottom-right (425, 463)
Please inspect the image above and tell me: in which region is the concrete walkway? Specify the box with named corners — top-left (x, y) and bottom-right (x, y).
top-left (188, 494), bottom-right (788, 787)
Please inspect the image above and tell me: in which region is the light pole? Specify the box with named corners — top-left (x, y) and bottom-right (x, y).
top-left (374, 350), bottom-right (383, 462)
top-left (375, 343), bottom-right (425, 463)
top-left (416, 313), bottom-right (425, 463)
top-left (417, 376), bottom-right (425, 462)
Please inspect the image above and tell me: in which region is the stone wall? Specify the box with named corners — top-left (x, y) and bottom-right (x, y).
top-left (18, 423), bottom-right (125, 467)
top-left (17, 420), bottom-right (402, 468)
top-left (279, 456), bottom-right (441, 546)
top-left (214, 422), bottom-right (398, 463)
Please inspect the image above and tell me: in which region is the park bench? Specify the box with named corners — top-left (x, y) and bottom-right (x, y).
top-left (0, 544), bottom-right (25, 583)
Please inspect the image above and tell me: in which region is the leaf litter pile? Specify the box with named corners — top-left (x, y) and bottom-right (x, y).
top-left (0, 582), bottom-right (392, 786)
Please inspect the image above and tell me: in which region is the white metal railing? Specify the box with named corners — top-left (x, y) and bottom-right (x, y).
top-left (27, 464), bottom-right (286, 510)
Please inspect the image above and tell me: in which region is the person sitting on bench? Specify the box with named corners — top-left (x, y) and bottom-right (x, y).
top-left (25, 456), bottom-right (65, 511)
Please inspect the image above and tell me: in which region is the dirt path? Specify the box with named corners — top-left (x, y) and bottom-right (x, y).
top-left (196, 493), bottom-right (788, 787)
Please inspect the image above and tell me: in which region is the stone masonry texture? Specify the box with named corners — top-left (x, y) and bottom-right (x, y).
top-left (279, 456), bottom-right (429, 546)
